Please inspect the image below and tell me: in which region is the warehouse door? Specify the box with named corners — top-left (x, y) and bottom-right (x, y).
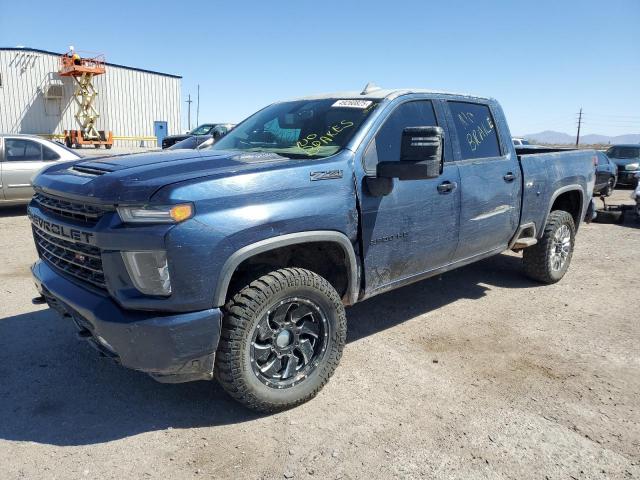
top-left (154, 121), bottom-right (168, 147)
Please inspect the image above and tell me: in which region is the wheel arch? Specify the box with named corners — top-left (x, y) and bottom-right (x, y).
top-left (543, 185), bottom-right (585, 232)
top-left (213, 231), bottom-right (359, 307)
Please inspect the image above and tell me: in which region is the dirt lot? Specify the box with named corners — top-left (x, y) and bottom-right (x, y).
top-left (0, 190), bottom-right (638, 480)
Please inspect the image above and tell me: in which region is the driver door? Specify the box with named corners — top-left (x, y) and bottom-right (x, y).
top-left (355, 99), bottom-right (461, 295)
top-left (2, 138), bottom-right (56, 201)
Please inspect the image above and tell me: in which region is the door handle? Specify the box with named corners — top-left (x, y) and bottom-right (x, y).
top-left (503, 172), bottom-right (516, 182)
top-left (437, 181), bottom-right (457, 194)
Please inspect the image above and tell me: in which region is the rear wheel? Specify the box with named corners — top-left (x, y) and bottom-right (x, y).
top-left (523, 210), bottom-right (576, 284)
top-left (215, 268), bottom-right (346, 412)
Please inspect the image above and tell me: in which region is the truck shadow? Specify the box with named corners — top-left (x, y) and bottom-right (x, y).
top-left (0, 253), bottom-right (538, 446)
top-left (0, 205), bottom-right (28, 218)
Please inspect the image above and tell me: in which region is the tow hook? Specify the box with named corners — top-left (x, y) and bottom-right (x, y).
top-left (32, 295), bottom-right (46, 305)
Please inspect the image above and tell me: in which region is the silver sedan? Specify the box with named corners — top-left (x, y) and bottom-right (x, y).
top-left (0, 134), bottom-right (81, 205)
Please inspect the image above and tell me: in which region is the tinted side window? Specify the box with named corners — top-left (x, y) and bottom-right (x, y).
top-left (43, 145), bottom-right (60, 160)
top-left (5, 139), bottom-right (43, 161)
top-left (372, 101), bottom-right (437, 167)
top-left (449, 102), bottom-right (501, 160)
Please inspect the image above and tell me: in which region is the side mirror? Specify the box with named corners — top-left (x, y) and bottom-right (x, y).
top-left (377, 126), bottom-right (444, 180)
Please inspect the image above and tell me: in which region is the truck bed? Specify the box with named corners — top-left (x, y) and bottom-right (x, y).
top-left (518, 148), bottom-right (596, 237)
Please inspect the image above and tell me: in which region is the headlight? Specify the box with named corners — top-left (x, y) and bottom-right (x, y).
top-left (117, 203), bottom-right (194, 223)
top-left (121, 250), bottom-right (171, 296)
top-left (625, 163), bottom-right (639, 171)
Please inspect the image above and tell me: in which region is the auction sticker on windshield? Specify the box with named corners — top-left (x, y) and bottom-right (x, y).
top-left (332, 99), bottom-right (373, 109)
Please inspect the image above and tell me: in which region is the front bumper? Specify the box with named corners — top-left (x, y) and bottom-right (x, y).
top-left (32, 260), bottom-right (222, 383)
top-left (617, 171), bottom-right (639, 185)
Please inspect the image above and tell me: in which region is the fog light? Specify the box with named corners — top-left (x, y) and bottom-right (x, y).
top-left (121, 250), bottom-right (171, 296)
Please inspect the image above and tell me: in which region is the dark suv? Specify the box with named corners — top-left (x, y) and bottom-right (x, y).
top-left (605, 145), bottom-right (640, 187)
top-left (161, 123), bottom-right (234, 149)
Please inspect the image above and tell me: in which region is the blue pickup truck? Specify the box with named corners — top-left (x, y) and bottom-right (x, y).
top-left (29, 87), bottom-right (596, 411)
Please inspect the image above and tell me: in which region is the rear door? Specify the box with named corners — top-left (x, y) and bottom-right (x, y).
top-left (446, 101), bottom-right (521, 260)
top-left (356, 98), bottom-right (461, 294)
top-left (2, 138), bottom-right (58, 200)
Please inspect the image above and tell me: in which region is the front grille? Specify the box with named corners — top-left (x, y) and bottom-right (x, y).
top-left (33, 192), bottom-right (105, 225)
top-left (33, 225), bottom-right (106, 289)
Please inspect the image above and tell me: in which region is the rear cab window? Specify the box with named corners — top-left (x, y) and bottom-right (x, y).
top-left (43, 145), bottom-right (60, 160)
top-left (448, 102), bottom-right (501, 160)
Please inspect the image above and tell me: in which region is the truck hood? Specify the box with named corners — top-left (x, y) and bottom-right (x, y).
top-left (33, 150), bottom-right (293, 204)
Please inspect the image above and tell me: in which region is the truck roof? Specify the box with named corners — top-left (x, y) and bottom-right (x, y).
top-left (290, 88), bottom-right (491, 102)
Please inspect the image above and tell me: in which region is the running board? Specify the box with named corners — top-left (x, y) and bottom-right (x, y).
top-left (512, 237), bottom-right (537, 250)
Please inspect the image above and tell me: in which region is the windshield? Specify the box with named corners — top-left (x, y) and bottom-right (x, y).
top-left (606, 146), bottom-right (640, 159)
top-left (189, 124), bottom-right (214, 135)
top-left (210, 98), bottom-right (380, 159)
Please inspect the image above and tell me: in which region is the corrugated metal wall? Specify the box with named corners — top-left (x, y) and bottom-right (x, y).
top-left (0, 49), bottom-right (181, 148)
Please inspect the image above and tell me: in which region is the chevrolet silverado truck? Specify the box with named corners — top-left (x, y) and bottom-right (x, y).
top-left (29, 87), bottom-right (596, 411)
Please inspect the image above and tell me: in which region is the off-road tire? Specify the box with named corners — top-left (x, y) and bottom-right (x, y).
top-left (603, 178), bottom-right (615, 197)
top-left (215, 268), bottom-right (347, 412)
top-left (523, 210), bottom-right (576, 284)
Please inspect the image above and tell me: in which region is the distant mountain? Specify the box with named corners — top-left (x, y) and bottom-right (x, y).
top-left (522, 130), bottom-right (640, 145)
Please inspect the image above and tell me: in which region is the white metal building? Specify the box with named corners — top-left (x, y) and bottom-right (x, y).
top-left (0, 47), bottom-right (181, 148)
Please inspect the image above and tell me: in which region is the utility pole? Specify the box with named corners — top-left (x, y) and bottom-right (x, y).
top-left (196, 85), bottom-right (200, 127)
top-left (186, 94), bottom-right (193, 131)
top-left (576, 107), bottom-right (583, 147)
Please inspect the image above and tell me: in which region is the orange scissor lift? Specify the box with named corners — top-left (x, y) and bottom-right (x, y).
top-left (59, 52), bottom-right (113, 149)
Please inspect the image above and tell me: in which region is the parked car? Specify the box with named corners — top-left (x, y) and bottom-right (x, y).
top-left (167, 134), bottom-right (214, 150)
top-left (161, 123), bottom-right (234, 149)
top-left (0, 134), bottom-right (81, 205)
top-left (605, 144), bottom-right (640, 187)
top-left (512, 137), bottom-right (530, 146)
top-left (593, 151), bottom-right (617, 196)
top-left (28, 88), bottom-right (596, 411)
top-left (632, 176), bottom-right (640, 218)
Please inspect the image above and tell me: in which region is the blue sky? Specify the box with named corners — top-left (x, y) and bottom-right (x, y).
top-left (1, 0), bottom-right (639, 136)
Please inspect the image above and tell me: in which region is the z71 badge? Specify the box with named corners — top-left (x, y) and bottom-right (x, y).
top-left (310, 170), bottom-right (343, 181)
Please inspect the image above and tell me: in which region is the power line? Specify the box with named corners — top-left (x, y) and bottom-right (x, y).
top-left (587, 113), bottom-right (640, 119)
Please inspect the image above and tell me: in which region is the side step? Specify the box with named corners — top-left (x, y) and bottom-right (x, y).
top-left (512, 237), bottom-right (537, 250)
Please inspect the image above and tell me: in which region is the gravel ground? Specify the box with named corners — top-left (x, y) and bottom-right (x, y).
top-left (0, 190), bottom-right (638, 480)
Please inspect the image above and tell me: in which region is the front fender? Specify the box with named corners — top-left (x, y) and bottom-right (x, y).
top-left (212, 231), bottom-right (359, 307)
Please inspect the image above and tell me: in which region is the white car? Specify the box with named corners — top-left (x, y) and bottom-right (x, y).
top-left (0, 134), bottom-right (81, 205)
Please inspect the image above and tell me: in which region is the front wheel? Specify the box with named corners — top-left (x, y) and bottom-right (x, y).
top-left (215, 268), bottom-right (347, 412)
top-left (603, 178), bottom-right (615, 197)
top-left (523, 210), bottom-right (576, 284)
